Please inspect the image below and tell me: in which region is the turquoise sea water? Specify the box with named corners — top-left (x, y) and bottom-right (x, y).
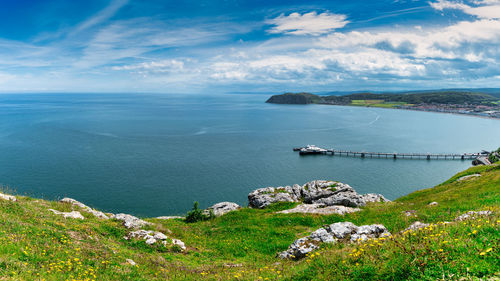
top-left (0, 93), bottom-right (499, 217)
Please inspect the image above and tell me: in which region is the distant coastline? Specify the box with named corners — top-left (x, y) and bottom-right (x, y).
top-left (266, 91), bottom-right (500, 119)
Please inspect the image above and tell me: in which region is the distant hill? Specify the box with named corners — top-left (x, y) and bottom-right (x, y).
top-left (266, 91), bottom-right (499, 105)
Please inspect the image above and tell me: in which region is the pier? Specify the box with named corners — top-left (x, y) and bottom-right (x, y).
top-left (293, 145), bottom-right (483, 160)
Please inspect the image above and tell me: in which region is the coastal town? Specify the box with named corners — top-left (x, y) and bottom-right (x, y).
top-left (398, 103), bottom-right (500, 118)
top-left (266, 91), bottom-right (500, 119)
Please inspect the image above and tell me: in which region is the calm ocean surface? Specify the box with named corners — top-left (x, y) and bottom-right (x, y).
top-left (1, 93), bottom-right (499, 217)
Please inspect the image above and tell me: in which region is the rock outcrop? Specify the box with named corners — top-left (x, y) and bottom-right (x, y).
top-left (248, 180), bottom-right (388, 209)
top-left (112, 213), bottom-right (152, 229)
top-left (455, 210), bottom-right (492, 221)
top-left (156, 216), bottom-right (184, 220)
top-left (202, 202), bottom-right (241, 217)
top-left (125, 229), bottom-right (186, 251)
top-left (278, 203), bottom-right (360, 215)
top-left (278, 222), bottom-right (391, 259)
top-left (48, 209), bottom-right (85, 219)
top-left (126, 230), bottom-right (169, 245)
top-left (0, 193), bottom-right (17, 202)
top-left (403, 221), bottom-right (430, 232)
top-left (60, 198), bottom-right (110, 219)
top-left (457, 174), bottom-right (481, 181)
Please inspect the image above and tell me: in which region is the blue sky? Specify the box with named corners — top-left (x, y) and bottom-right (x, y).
top-left (1, 0), bottom-right (500, 93)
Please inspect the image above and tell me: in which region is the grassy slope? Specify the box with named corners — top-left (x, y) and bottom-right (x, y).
top-left (0, 165), bottom-right (499, 280)
top-left (350, 99), bottom-right (409, 108)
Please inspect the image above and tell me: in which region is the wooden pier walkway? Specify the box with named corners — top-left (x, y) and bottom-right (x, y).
top-left (293, 146), bottom-right (482, 160)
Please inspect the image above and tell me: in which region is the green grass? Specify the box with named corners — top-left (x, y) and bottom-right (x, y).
top-left (350, 99), bottom-right (409, 108)
top-left (0, 164), bottom-right (499, 280)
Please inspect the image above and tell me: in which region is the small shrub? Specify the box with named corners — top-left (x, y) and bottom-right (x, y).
top-left (184, 201), bottom-right (212, 223)
top-left (488, 153), bottom-right (499, 163)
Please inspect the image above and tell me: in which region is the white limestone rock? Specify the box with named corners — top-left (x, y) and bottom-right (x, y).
top-left (362, 193), bottom-right (390, 203)
top-left (278, 203), bottom-right (361, 215)
top-left (403, 221), bottom-right (430, 232)
top-left (326, 222), bottom-right (359, 239)
top-left (126, 259), bottom-right (136, 266)
top-left (127, 229), bottom-right (168, 245)
top-left (172, 239), bottom-right (187, 251)
top-left (350, 224), bottom-right (391, 242)
top-left (301, 181), bottom-right (346, 203)
top-left (203, 202), bottom-right (241, 217)
top-left (248, 180), bottom-right (388, 209)
top-left (313, 189), bottom-right (366, 208)
top-left (112, 213), bottom-right (152, 229)
top-left (156, 216), bottom-right (184, 220)
top-left (428, 202), bottom-right (438, 206)
top-left (248, 186), bottom-right (299, 208)
top-left (277, 237), bottom-right (320, 260)
top-left (279, 222), bottom-right (391, 259)
top-left (0, 193), bottom-right (17, 202)
top-left (457, 174), bottom-right (481, 181)
top-left (309, 228), bottom-right (336, 243)
top-left (60, 198), bottom-right (110, 219)
top-left (455, 211), bottom-right (492, 221)
top-left (48, 209), bottom-right (85, 219)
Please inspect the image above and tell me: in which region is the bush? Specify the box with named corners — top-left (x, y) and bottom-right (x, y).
top-left (489, 153), bottom-right (499, 163)
top-left (184, 201), bottom-right (213, 223)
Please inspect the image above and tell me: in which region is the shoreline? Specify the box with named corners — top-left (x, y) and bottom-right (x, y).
top-left (310, 102), bottom-right (500, 120)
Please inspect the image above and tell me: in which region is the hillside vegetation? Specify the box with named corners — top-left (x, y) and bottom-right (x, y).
top-left (0, 164), bottom-right (499, 280)
top-left (266, 91), bottom-right (499, 107)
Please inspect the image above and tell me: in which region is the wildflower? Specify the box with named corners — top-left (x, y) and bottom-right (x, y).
top-left (479, 252), bottom-right (486, 256)
top-left (486, 248), bottom-right (493, 252)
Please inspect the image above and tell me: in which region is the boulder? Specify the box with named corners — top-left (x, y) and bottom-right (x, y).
top-left (350, 224), bottom-right (390, 242)
top-left (428, 202), bottom-right (438, 206)
top-left (362, 193), bottom-right (389, 203)
top-left (0, 193), bottom-right (17, 202)
top-left (60, 198), bottom-right (110, 219)
top-left (171, 239), bottom-right (187, 251)
top-left (248, 187), bottom-right (298, 208)
top-left (326, 222), bottom-right (359, 239)
top-left (112, 213), bottom-right (152, 229)
top-left (277, 237), bottom-right (320, 259)
top-left (278, 204), bottom-right (360, 215)
top-left (202, 202), bottom-right (241, 217)
top-left (126, 229), bottom-right (169, 245)
top-left (48, 209), bottom-right (85, 219)
top-left (313, 189), bottom-right (366, 208)
top-left (301, 181), bottom-right (346, 203)
top-left (455, 211), bottom-right (492, 221)
top-left (248, 180), bottom-right (387, 209)
top-left (404, 221), bottom-right (429, 232)
top-left (309, 228), bottom-right (336, 243)
top-left (126, 229), bottom-right (186, 251)
top-left (126, 259), bottom-right (136, 266)
top-left (457, 174), bottom-right (481, 181)
top-left (278, 222), bottom-right (391, 259)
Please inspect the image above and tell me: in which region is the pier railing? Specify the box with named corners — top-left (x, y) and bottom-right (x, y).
top-left (293, 146), bottom-right (482, 160)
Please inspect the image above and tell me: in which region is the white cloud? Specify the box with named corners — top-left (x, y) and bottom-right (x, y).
top-left (112, 59), bottom-right (184, 72)
top-left (430, 0), bottom-right (500, 19)
top-left (267, 11), bottom-right (349, 35)
top-left (73, 0), bottom-right (129, 33)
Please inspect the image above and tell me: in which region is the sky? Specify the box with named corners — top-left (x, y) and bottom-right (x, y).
top-left (1, 0), bottom-right (500, 93)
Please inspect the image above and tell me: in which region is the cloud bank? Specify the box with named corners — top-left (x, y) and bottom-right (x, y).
top-left (1, 0), bottom-right (500, 92)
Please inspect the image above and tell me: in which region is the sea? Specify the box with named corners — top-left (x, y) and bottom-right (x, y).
top-left (0, 93), bottom-right (499, 217)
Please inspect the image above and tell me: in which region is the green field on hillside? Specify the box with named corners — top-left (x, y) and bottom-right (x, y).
top-left (0, 164), bottom-right (499, 280)
top-left (350, 99), bottom-right (409, 108)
